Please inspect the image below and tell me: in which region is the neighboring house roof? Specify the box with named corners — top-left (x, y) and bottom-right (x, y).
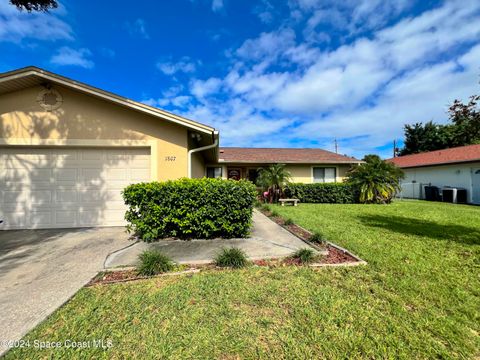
top-left (218, 147), bottom-right (361, 164)
top-left (0, 66), bottom-right (217, 136)
top-left (388, 144), bottom-right (480, 168)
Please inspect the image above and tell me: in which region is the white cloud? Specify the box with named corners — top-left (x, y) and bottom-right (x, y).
top-left (211, 0), bottom-right (224, 12)
top-left (50, 47), bottom-right (94, 68)
top-left (149, 0), bottom-right (480, 158)
top-left (0, 1), bottom-right (73, 43)
top-left (156, 57), bottom-right (198, 75)
top-left (126, 18), bottom-right (149, 39)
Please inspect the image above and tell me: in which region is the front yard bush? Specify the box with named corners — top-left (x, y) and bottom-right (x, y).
top-left (137, 250), bottom-right (174, 276)
top-left (284, 183), bottom-right (357, 204)
top-left (123, 178), bottom-right (257, 241)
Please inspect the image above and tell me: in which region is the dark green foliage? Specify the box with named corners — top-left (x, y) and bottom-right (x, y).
top-left (123, 178), bottom-right (257, 241)
top-left (346, 155), bottom-right (404, 204)
top-left (284, 218), bottom-right (294, 226)
top-left (137, 250), bottom-right (174, 276)
top-left (398, 94), bottom-right (480, 155)
top-left (257, 164), bottom-right (292, 203)
top-left (291, 248), bottom-right (316, 264)
top-left (284, 183), bottom-right (357, 204)
top-left (398, 121), bottom-right (455, 156)
top-left (215, 247), bottom-right (248, 268)
top-left (10, 0), bottom-right (57, 11)
top-left (310, 232), bottom-right (327, 244)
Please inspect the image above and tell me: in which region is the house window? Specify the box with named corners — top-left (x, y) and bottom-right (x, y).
top-left (313, 167), bottom-right (336, 183)
top-left (206, 167), bottom-right (222, 178)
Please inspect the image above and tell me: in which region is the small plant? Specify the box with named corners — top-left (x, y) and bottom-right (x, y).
top-left (291, 248), bottom-right (316, 264)
top-left (284, 218), bottom-right (294, 226)
top-left (215, 247), bottom-right (248, 268)
top-left (137, 250), bottom-right (174, 276)
top-left (310, 231), bottom-right (327, 244)
top-left (261, 204), bottom-right (271, 212)
top-left (270, 210), bottom-right (280, 217)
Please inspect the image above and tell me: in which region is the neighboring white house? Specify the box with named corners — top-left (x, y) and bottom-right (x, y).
top-left (388, 144), bottom-right (480, 204)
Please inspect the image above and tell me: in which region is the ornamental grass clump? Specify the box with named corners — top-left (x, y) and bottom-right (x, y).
top-left (310, 231), bottom-right (327, 245)
top-left (137, 250), bottom-right (174, 276)
top-left (215, 247), bottom-right (249, 268)
top-left (291, 248), bottom-right (316, 264)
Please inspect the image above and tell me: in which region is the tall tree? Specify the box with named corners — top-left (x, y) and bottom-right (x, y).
top-left (398, 121), bottom-right (454, 156)
top-left (398, 93), bottom-right (480, 156)
top-left (10, 0), bottom-right (57, 12)
top-left (448, 95), bottom-right (480, 146)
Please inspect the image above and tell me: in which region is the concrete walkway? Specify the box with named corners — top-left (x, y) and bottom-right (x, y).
top-left (0, 227), bottom-right (130, 356)
top-left (105, 210), bottom-right (317, 268)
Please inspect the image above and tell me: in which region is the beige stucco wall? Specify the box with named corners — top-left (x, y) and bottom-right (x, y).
top-left (0, 85), bottom-right (197, 180)
top-left (287, 164), bottom-right (351, 183)
top-left (191, 151), bottom-right (206, 178)
top-left (214, 163), bottom-right (353, 183)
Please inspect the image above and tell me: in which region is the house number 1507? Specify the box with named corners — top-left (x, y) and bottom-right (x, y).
top-left (165, 156), bottom-right (176, 161)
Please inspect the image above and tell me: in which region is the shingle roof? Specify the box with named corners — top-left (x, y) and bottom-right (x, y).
top-left (218, 147), bottom-right (361, 164)
top-left (388, 144), bottom-right (480, 168)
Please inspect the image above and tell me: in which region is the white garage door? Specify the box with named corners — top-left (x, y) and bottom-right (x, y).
top-left (0, 147), bottom-right (150, 229)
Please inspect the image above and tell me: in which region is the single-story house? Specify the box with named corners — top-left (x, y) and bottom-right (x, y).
top-left (388, 144), bottom-right (480, 204)
top-left (0, 67), bottom-right (360, 229)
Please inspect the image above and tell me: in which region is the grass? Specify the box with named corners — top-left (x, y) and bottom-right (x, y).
top-left (6, 200), bottom-right (480, 359)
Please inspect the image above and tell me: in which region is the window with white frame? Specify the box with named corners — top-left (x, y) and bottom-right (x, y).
top-left (312, 167), bottom-right (336, 183)
top-left (206, 167), bottom-right (222, 178)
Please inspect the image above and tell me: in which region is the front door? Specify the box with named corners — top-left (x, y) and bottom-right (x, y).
top-left (472, 168), bottom-right (480, 204)
top-left (227, 168), bottom-right (242, 180)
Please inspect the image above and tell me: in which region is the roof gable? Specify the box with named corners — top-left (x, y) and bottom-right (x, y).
top-left (0, 66), bottom-right (215, 135)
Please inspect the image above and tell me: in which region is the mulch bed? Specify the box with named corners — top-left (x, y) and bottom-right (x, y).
top-left (260, 208), bottom-right (361, 265)
top-left (88, 209), bottom-right (363, 286)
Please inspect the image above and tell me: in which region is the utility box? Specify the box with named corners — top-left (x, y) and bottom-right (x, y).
top-left (424, 186), bottom-right (441, 201)
top-left (442, 188), bottom-right (467, 203)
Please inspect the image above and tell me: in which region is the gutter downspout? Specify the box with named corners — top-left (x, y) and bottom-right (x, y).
top-left (188, 131), bottom-right (219, 178)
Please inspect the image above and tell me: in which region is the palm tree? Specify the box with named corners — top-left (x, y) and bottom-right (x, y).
top-left (346, 155), bottom-right (404, 204)
top-left (256, 164), bottom-right (292, 203)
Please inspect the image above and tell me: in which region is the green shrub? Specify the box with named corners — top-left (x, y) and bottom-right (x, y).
top-left (137, 250), bottom-right (174, 276)
top-left (291, 248), bottom-right (316, 264)
top-left (284, 183), bottom-right (358, 204)
top-left (215, 247), bottom-right (248, 268)
top-left (123, 178), bottom-right (257, 241)
top-left (284, 218), bottom-right (294, 226)
top-left (310, 231), bottom-right (327, 244)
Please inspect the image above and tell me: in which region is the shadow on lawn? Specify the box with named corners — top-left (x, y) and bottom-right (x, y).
top-left (359, 215), bottom-right (480, 246)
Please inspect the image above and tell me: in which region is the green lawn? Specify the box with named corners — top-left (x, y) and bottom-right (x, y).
top-left (6, 200), bottom-right (480, 359)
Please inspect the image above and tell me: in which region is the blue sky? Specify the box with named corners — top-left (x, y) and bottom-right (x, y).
top-left (1, 0), bottom-right (479, 158)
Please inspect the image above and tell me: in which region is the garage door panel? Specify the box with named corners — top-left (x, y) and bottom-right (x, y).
top-left (30, 190), bottom-right (53, 205)
top-left (30, 211), bottom-right (53, 227)
top-left (0, 147), bottom-right (151, 229)
top-left (56, 189), bottom-right (78, 203)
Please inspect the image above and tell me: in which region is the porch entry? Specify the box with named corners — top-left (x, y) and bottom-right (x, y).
top-left (227, 167), bottom-right (260, 183)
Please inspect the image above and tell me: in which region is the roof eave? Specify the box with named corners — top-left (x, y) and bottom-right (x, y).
top-left (0, 67), bottom-right (215, 136)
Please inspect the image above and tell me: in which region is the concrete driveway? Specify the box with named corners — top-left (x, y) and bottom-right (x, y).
top-left (0, 227), bottom-right (131, 355)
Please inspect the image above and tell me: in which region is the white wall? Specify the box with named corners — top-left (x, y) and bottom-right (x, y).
top-left (399, 162), bottom-right (480, 203)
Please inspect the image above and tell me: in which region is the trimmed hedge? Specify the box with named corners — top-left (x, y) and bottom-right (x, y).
top-left (123, 178), bottom-right (257, 241)
top-left (284, 183), bottom-right (358, 204)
